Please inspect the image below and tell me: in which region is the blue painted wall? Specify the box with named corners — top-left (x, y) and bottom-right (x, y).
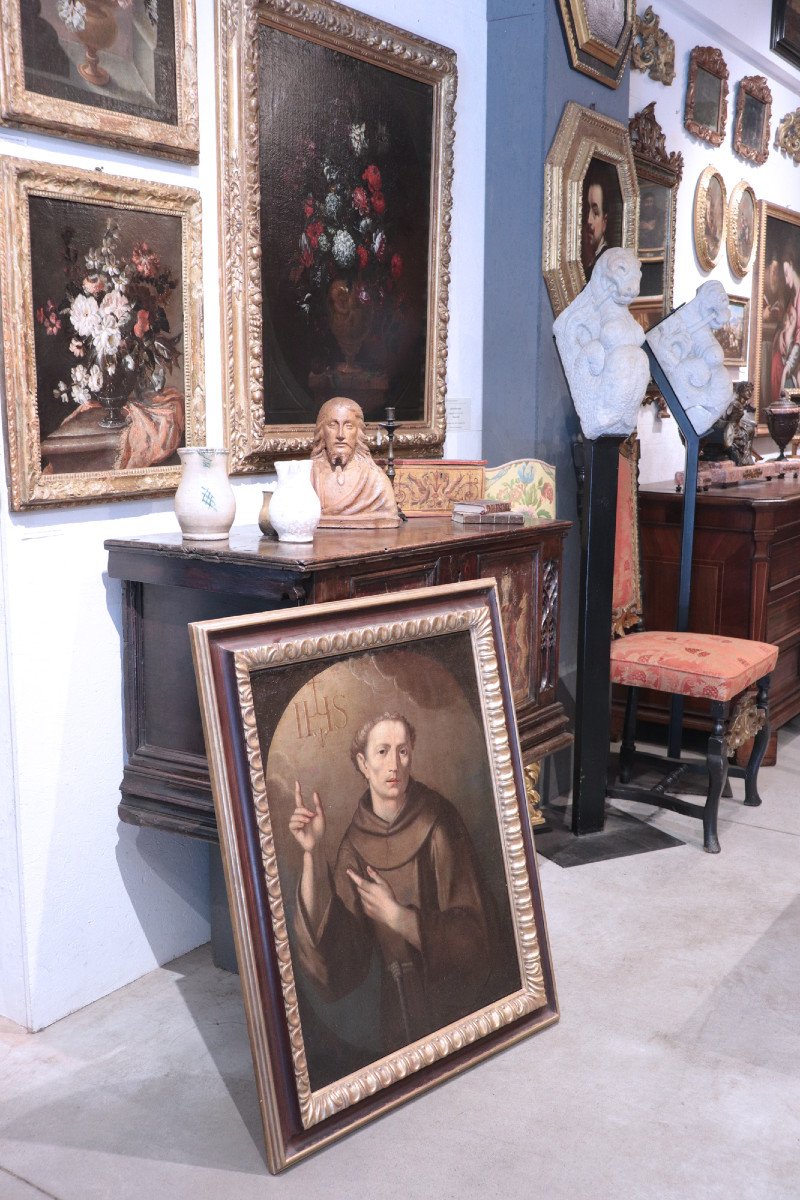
top-left (484, 0), bottom-right (630, 792)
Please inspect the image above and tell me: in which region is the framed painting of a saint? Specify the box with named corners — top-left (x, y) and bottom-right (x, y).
top-left (733, 76), bottom-right (772, 165)
top-left (191, 579), bottom-right (558, 1172)
top-left (0, 0), bottom-right (198, 159)
top-left (727, 180), bottom-right (757, 278)
top-left (751, 200), bottom-right (800, 421)
top-left (217, 0), bottom-right (456, 471)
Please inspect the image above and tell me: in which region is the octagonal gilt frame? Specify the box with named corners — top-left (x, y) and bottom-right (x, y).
top-left (556, 0), bottom-right (635, 89)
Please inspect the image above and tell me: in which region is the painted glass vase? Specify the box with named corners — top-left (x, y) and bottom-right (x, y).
top-left (174, 448), bottom-right (236, 541)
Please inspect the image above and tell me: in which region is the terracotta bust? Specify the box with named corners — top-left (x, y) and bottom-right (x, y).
top-left (311, 396), bottom-right (401, 529)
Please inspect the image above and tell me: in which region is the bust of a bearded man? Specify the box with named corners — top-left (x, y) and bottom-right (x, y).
top-left (311, 396), bottom-right (401, 530)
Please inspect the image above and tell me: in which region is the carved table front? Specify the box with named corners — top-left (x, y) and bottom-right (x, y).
top-left (106, 519), bottom-right (572, 840)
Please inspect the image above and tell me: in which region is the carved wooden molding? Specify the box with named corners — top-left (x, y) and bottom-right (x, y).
top-left (733, 75), bottom-right (772, 165)
top-left (629, 103), bottom-right (683, 331)
top-left (629, 102), bottom-right (684, 182)
top-left (726, 689), bottom-right (765, 754)
top-left (632, 5), bottom-right (676, 85)
top-left (685, 46), bottom-right (729, 147)
top-left (775, 108), bottom-right (800, 163)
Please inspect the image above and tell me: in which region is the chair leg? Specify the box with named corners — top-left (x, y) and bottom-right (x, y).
top-left (744, 675), bottom-right (772, 808)
top-left (704, 701), bottom-right (729, 854)
top-left (619, 687), bottom-right (638, 784)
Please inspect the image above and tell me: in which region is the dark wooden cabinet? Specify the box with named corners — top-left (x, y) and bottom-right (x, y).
top-left (634, 480), bottom-right (800, 751)
top-left (106, 519), bottom-right (572, 840)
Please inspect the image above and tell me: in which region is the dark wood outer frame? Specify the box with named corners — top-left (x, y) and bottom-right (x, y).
top-left (771, 0), bottom-right (800, 71)
top-left (555, 0), bottom-right (635, 89)
top-left (216, 0), bottom-right (457, 473)
top-left (750, 199), bottom-right (800, 424)
top-left (0, 0), bottom-right (199, 161)
top-left (628, 103), bottom-right (683, 327)
top-left (189, 579), bottom-right (559, 1172)
top-left (684, 46), bottom-right (729, 147)
top-left (733, 75), bottom-right (772, 165)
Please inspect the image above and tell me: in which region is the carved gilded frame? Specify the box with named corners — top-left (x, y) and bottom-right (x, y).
top-left (543, 101), bottom-right (639, 316)
top-left (684, 46), bottom-right (729, 147)
top-left (190, 580), bottom-right (558, 1173)
top-left (733, 75), bottom-right (772, 165)
top-left (693, 166), bottom-right (727, 272)
top-left (628, 103), bottom-right (683, 332)
top-left (0, 158), bottom-right (205, 510)
top-left (751, 200), bottom-right (800, 423)
top-left (726, 180), bottom-right (757, 278)
top-left (217, 0), bottom-right (456, 472)
top-left (556, 0), bottom-right (634, 88)
top-left (0, 0), bottom-right (198, 160)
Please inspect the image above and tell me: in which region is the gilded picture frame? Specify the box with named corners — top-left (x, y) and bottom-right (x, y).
top-left (751, 199), bottom-right (800, 422)
top-left (693, 166), bottom-right (727, 272)
top-left (0, 157), bottom-right (205, 510)
top-left (0, 0), bottom-right (199, 161)
top-left (726, 180), bottom-right (757, 278)
top-left (190, 579), bottom-right (558, 1173)
top-left (628, 102), bottom-right (683, 333)
top-left (543, 101), bottom-right (639, 316)
top-left (684, 46), bottom-right (729, 147)
top-left (217, 0), bottom-right (456, 473)
top-left (713, 294), bottom-right (750, 368)
top-left (733, 75), bottom-right (772, 165)
top-left (771, 0), bottom-right (800, 72)
top-left (555, 0), bottom-right (635, 89)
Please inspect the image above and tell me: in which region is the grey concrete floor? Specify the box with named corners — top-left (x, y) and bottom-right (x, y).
top-left (1, 726), bottom-right (799, 1200)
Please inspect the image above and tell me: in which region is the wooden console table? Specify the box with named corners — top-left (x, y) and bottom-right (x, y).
top-left (633, 479), bottom-right (800, 758)
top-left (106, 519), bottom-right (572, 840)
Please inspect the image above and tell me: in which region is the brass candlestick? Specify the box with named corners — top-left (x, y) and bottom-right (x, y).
top-left (378, 405), bottom-right (407, 520)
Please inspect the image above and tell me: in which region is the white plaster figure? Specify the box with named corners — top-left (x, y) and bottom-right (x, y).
top-left (553, 248), bottom-right (650, 441)
top-left (645, 281), bottom-right (732, 436)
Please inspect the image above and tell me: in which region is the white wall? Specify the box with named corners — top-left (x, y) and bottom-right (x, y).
top-left (632, 0), bottom-right (800, 484)
top-left (0, 0), bottom-right (486, 1029)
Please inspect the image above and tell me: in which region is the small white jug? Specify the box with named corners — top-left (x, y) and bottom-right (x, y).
top-left (174, 447), bottom-right (236, 541)
top-left (269, 459), bottom-right (321, 543)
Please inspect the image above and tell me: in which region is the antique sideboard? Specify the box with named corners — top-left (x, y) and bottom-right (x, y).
top-left (106, 518), bottom-right (572, 840)
top-left (634, 479), bottom-right (800, 759)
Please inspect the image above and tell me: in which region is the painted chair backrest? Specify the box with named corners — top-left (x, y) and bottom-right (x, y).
top-left (484, 458), bottom-right (556, 519)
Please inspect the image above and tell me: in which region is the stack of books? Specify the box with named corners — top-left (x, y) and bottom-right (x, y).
top-left (452, 499), bottom-right (525, 525)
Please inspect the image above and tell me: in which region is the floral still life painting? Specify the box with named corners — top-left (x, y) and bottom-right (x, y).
top-left (0, 158), bottom-right (205, 509)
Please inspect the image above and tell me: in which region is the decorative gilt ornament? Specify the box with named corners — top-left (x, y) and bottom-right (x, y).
top-left (523, 762), bottom-right (546, 828)
top-left (775, 108), bottom-right (800, 163)
top-left (628, 101), bottom-right (684, 181)
top-left (693, 166), bottom-right (727, 272)
top-left (631, 6), bottom-right (676, 85)
top-left (733, 75), bottom-right (772, 165)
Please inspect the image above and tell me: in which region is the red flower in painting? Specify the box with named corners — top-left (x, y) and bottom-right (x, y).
top-left (362, 164), bottom-right (382, 194)
top-left (390, 253), bottom-right (403, 279)
top-left (303, 194), bottom-right (314, 218)
top-left (371, 191), bottom-right (386, 216)
top-left (357, 245), bottom-right (369, 269)
top-left (36, 298), bottom-right (61, 335)
top-left (305, 220), bottom-right (324, 249)
top-left (134, 309), bottom-right (150, 338)
top-left (131, 242), bottom-right (160, 279)
top-left (542, 482), bottom-right (554, 504)
top-left (352, 186), bottom-right (370, 216)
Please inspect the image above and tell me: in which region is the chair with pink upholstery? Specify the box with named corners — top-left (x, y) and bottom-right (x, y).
top-left (607, 436), bottom-right (778, 853)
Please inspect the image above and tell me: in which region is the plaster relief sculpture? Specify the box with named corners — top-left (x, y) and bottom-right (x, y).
top-left (646, 281), bottom-right (732, 436)
top-left (311, 396), bottom-right (401, 529)
top-left (553, 247), bottom-right (650, 440)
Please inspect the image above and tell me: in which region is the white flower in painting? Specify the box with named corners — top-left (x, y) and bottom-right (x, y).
top-left (359, 217), bottom-right (373, 236)
top-left (372, 230), bottom-right (386, 260)
top-left (332, 229), bottom-right (356, 268)
top-left (71, 384), bottom-right (91, 406)
top-left (322, 158), bottom-right (339, 183)
top-left (57, 0), bottom-right (86, 31)
top-left (107, 360), bottom-right (117, 376)
top-left (324, 192), bottom-right (342, 222)
top-left (69, 338), bottom-right (85, 358)
top-left (92, 315), bottom-right (122, 360)
top-left (123, 354), bottom-right (135, 371)
top-left (71, 364), bottom-right (89, 387)
top-left (349, 123), bottom-right (367, 155)
top-left (317, 233), bottom-right (330, 253)
top-left (70, 293), bottom-right (100, 339)
top-left (54, 380), bottom-right (70, 403)
top-left (100, 287), bottom-right (131, 325)
top-left (88, 364), bottom-right (104, 393)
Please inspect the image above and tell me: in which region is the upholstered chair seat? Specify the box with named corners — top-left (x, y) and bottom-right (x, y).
top-left (611, 631), bottom-right (778, 702)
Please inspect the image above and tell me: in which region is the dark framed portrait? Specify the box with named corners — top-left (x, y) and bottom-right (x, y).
top-left (685, 46), bottom-right (729, 147)
top-left (217, 0), bottom-right (456, 471)
top-left (771, 0), bottom-right (800, 71)
top-left (191, 580), bottom-right (558, 1173)
top-left (543, 102), bottom-right (638, 315)
top-left (555, 0), bottom-right (634, 88)
top-left (693, 166), bottom-right (727, 272)
top-left (0, 0), bottom-right (198, 159)
top-left (628, 104), bottom-right (683, 333)
top-left (727, 180), bottom-right (757, 278)
top-left (0, 157), bottom-right (205, 510)
top-left (733, 76), bottom-right (772, 165)
top-left (713, 295), bottom-right (750, 367)
top-left (751, 201), bottom-right (800, 421)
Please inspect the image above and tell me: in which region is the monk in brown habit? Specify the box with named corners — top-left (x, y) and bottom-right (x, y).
top-left (310, 396), bottom-right (401, 529)
top-left (290, 713), bottom-right (498, 1054)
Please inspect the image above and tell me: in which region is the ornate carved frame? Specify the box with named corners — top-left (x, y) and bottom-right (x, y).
top-left (543, 101), bottom-right (639, 316)
top-left (628, 103), bottom-right (683, 331)
top-left (726, 180), bottom-right (757, 278)
top-left (751, 200), bottom-right (800, 424)
top-left (631, 5), bottom-right (676, 85)
top-left (0, 0), bottom-right (199, 160)
top-left (190, 579), bottom-right (558, 1173)
top-left (715, 294), bottom-right (750, 368)
top-left (684, 46), bottom-right (729, 147)
top-left (733, 75), bottom-right (772, 165)
top-left (0, 158), bottom-right (206, 510)
top-left (775, 107), bottom-right (800, 163)
top-left (217, 0), bottom-right (456, 472)
top-left (556, 0), bottom-right (634, 88)
top-left (693, 165), bottom-right (727, 273)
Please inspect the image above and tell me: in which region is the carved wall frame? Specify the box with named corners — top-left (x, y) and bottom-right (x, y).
top-left (217, 0), bottom-right (456, 472)
top-left (733, 75), bottom-right (772, 165)
top-left (684, 46), bottom-right (729, 147)
top-left (775, 107), bottom-right (800, 163)
top-left (0, 157), bottom-right (205, 510)
top-left (190, 579), bottom-right (558, 1173)
top-left (628, 103), bottom-right (683, 331)
top-left (631, 5), bottom-right (676, 85)
top-left (543, 102), bottom-right (639, 317)
top-left (726, 180), bottom-right (757, 278)
top-left (750, 200), bottom-right (800, 423)
top-left (555, 0), bottom-right (634, 89)
top-left (693, 166), bottom-right (727, 272)
top-left (0, 0), bottom-right (199, 160)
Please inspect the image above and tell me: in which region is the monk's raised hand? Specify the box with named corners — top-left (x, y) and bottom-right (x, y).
top-left (289, 780), bottom-right (326, 853)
